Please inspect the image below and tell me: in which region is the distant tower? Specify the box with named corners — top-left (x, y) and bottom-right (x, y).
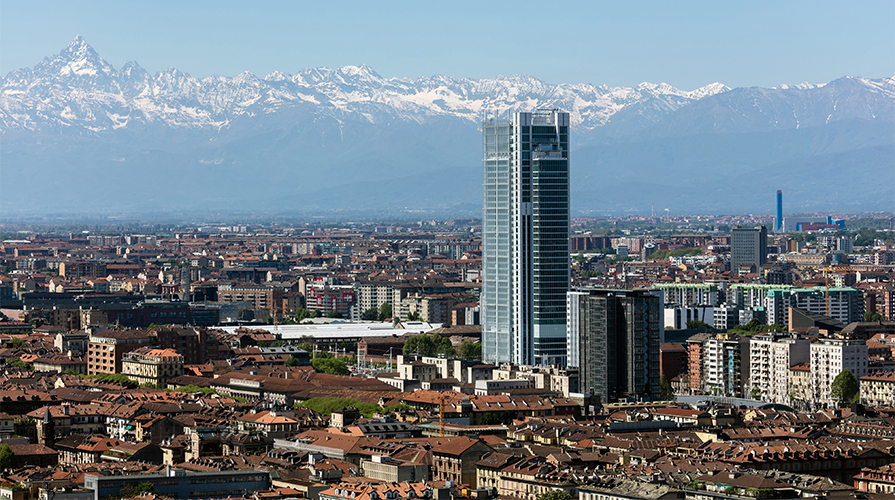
top-left (776, 190), bottom-right (783, 233)
top-left (731, 226), bottom-right (768, 275)
top-left (38, 406), bottom-right (55, 448)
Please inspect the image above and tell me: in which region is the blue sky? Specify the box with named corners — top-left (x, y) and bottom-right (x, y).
top-left (1, 0), bottom-right (893, 90)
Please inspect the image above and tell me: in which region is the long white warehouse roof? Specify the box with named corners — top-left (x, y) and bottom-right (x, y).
top-left (216, 321), bottom-right (440, 339)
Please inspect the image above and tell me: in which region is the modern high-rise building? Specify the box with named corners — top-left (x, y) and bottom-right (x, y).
top-left (567, 288), bottom-right (661, 403)
top-left (776, 190), bottom-right (783, 233)
top-left (730, 226), bottom-right (767, 275)
top-left (482, 109), bottom-right (570, 366)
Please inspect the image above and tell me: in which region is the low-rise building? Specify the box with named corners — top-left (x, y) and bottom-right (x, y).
top-left (861, 371), bottom-right (895, 407)
top-left (361, 455), bottom-right (429, 483)
top-left (33, 355), bottom-right (87, 374)
top-left (237, 410), bottom-right (300, 439)
top-left (431, 436), bottom-right (493, 488)
top-left (855, 463), bottom-right (895, 494)
top-left (85, 468), bottom-right (270, 499)
top-left (121, 348), bottom-right (184, 386)
top-left (474, 379), bottom-right (530, 396)
top-left (87, 330), bottom-right (153, 375)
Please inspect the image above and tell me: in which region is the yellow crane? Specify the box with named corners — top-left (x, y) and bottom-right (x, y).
top-left (269, 300), bottom-right (281, 331)
top-left (817, 265), bottom-right (858, 316)
top-left (438, 393), bottom-right (477, 436)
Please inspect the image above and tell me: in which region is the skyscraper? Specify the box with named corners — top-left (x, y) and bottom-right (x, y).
top-left (482, 109), bottom-right (570, 366)
top-left (730, 226), bottom-right (768, 275)
top-left (567, 288), bottom-right (661, 403)
top-left (776, 190), bottom-right (783, 233)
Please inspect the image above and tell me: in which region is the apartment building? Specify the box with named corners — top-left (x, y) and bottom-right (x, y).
top-left (353, 281), bottom-right (395, 317)
top-left (121, 347), bottom-right (184, 386)
top-left (766, 287), bottom-right (864, 326)
top-left (729, 284), bottom-right (793, 310)
top-left (702, 334), bottom-right (750, 398)
top-left (306, 285), bottom-right (355, 318)
top-left (217, 283), bottom-right (285, 311)
top-left (810, 338), bottom-right (868, 407)
top-left (860, 372), bottom-right (895, 407)
top-left (788, 363), bottom-right (812, 410)
top-left (656, 283), bottom-right (719, 307)
top-left (748, 333), bottom-right (809, 403)
top-left (397, 293), bottom-right (474, 324)
top-left (87, 330), bottom-right (153, 375)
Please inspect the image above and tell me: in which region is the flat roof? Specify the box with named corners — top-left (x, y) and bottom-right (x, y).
top-left (218, 321), bottom-right (439, 339)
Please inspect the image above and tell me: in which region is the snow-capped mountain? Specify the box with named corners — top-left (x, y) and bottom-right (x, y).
top-left (0, 36), bottom-right (733, 136)
top-left (1, 37), bottom-right (892, 216)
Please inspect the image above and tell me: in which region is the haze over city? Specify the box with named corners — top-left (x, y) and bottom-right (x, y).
top-left (2, 1), bottom-right (894, 218)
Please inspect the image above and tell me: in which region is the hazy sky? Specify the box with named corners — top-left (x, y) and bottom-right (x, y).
top-left (1, 0), bottom-right (893, 90)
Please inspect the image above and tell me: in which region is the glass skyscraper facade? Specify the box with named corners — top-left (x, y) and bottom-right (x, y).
top-left (567, 288), bottom-right (661, 403)
top-left (482, 110), bottom-right (570, 366)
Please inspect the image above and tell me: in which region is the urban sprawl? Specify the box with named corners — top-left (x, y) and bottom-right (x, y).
top-left (0, 111), bottom-right (894, 500)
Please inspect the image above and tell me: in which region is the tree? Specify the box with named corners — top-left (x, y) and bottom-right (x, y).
top-left (403, 334), bottom-right (454, 357)
top-left (285, 356), bottom-right (301, 367)
top-left (378, 303), bottom-right (393, 322)
top-left (407, 311), bottom-right (421, 321)
top-left (403, 335), bottom-right (436, 356)
top-left (479, 412), bottom-right (501, 425)
top-left (326, 311), bottom-right (343, 318)
top-left (119, 482), bottom-right (156, 498)
top-left (686, 320), bottom-right (712, 330)
top-left (437, 341), bottom-right (456, 357)
top-left (743, 318), bottom-right (764, 331)
top-left (295, 308), bottom-right (313, 322)
top-left (9, 338), bottom-right (24, 349)
top-left (361, 308), bottom-right (379, 321)
top-left (457, 340), bottom-right (482, 360)
top-left (0, 444), bottom-right (15, 469)
top-left (830, 369), bottom-right (859, 407)
top-left (6, 358), bottom-right (33, 371)
top-left (660, 375), bottom-right (675, 401)
top-left (865, 311), bottom-right (885, 322)
top-left (311, 354), bottom-right (349, 376)
top-left (537, 491), bottom-right (571, 500)
top-left (751, 386), bottom-right (762, 400)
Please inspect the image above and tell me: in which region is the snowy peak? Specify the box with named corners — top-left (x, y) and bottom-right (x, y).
top-left (42, 35), bottom-right (115, 78)
top-left (263, 70), bottom-right (290, 82)
top-left (65, 35), bottom-right (93, 55)
top-left (1, 37), bottom-right (890, 138)
top-left (688, 82), bottom-right (729, 99)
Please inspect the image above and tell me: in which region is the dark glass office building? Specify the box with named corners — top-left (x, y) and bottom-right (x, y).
top-left (567, 288), bottom-right (661, 403)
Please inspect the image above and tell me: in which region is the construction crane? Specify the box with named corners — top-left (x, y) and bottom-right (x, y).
top-left (817, 265), bottom-right (858, 316)
top-left (438, 393), bottom-right (477, 436)
top-left (269, 300), bottom-right (281, 331)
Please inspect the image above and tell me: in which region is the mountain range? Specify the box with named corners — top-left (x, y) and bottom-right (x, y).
top-left (1, 36), bottom-right (893, 217)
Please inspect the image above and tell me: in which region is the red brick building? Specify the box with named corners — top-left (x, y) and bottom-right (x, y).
top-left (87, 330), bottom-right (153, 375)
top-left (151, 326), bottom-right (226, 365)
top-left (660, 342), bottom-right (687, 382)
